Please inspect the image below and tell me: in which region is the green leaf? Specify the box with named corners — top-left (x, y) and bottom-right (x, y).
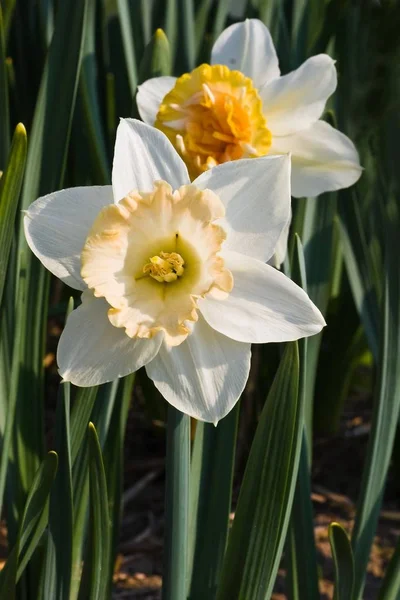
top-left (138, 28), bottom-right (171, 83)
top-left (19, 0), bottom-right (89, 213)
top-left (293, 193), bottom-right (336, 442)
top-left (78, 0), bottom-right (110, 185)
top-left (165, 0), bottom-right (178, 62)
top-left (102, 374), bottom-right (135, 598)
top-left (12, 0), bottom-right (89, 521)
top-left (194, 0), bottom-right (213, 60)
top-left (212, 0), bottom-right (230, 42)
top-left (0, 250), bottom-right (26, 514)
top-left (0, 451), bottom-right (58, 598)
top-left (188, 403), bottom-right (240, 600)
top-left (285, 236), bottom-right (319, 600)
top-left (216, 342), bottom-right (302, 600)
top-left (87, 422), bottom-right (111, 600)
top-left (1, 0), bottom-right (16, 43)
top-left (116, 0), bottom-right (138, 100)
top-left (139, 0), bottom-right (153, 45)
top-left (71, 381), bottom-right (119, 600)
top-left (70, 386), bottom-right (99, 466)
top-left (0, 5), bottom-right (10, 169)
top-left (163, 405), bottom-right (190, 600)
top-left (338, 189), bottom-right (379, 359)
top-left (351, 203), bottom-right (400, 599)
top-left (16, 452), bottom-right (58, 580)
top-left (329, 523), bottom-right (354, 600)
top-left (178, 0), bottom-right (196, 71)
top-left (42, 383), bottom-right (73, 600)
top-left (378, 534), bottom-right (400, 600)
top-left (310, 0), bottom-right (350, 55)
top-left (0, 123), bottom-right (27, 306)
top-left (71, 444), bottom-right (89, 600)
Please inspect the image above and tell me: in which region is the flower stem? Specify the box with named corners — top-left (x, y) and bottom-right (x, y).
top-left (162, 404), bottom-right (190, 600)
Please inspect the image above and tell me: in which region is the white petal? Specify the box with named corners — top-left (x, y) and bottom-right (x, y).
top-left (260, 54), bottom-right (337, 135)
top-left (211, 19), bottom-right (280, 88)
top-left (145, 315), bottom-right (251, 424)
top-left (270, 121), bottom-right (362, 198)
top-left (193, 155), bottom-right (291, 262)
top-left (24, 186), bottom-right (113, 290)
top-left (58, 292), bottom-right (163, 387)
top-left (112, 119), bottom-right (190, 202)
top-left (268, 210), bottom-right (291, 268)
top-left (136, 76), bottom-right (177, 125)
top-left (198, 250), bottom-right (325, 344)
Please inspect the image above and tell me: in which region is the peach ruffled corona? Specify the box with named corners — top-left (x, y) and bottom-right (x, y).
top-left (81, 181), bottom-right (233, 346)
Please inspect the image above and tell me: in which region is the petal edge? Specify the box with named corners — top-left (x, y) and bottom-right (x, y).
top-left (270, 121), bottom-right (362, 198)
top-left (260, 54), bottom-right (337, 136)
top-left (193, 154), bottom-right (291, 262)
top-left (198, 250), bottom-right (325, 344)
top-left (146, 315), bottom-right (251, 424)
top-left (211, 19), bottom-right (280, 88)
top-left (112, 119), bottom-right (190, 201)
top-left (24, 186), bottom-right (113, 290)
top-left (58, 292), bottom-right (163, 387)
top-left (136, 76), bottom-right (177, 126)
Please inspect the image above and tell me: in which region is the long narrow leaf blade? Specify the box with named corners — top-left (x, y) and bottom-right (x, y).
top-left (0, 5), bottom-right (10, 169)
top-left (116, 0), bottom-right (138, 100)
top-left (351, 204), bottom-right (400, 599)
top-left (17, 451), bottom-right (58, 580)
top-left (188, 404), bottom-right (239, 599)
top-left (19, 0), bottom-right (89, 212)
top-left (378, 534), bottom-right (400, 600)
top-left (70, 386), bottom-right (99, 466)
top-left (329, 523), bottom-right (354, 600)
top-left (286, 234), bottom-right (319, 600)
top-left (87, 422), bottom-right (111, 600)
top-left (0, 123), bottom-right (27, 305)
top-left (216, 342), bottom-right (302, 600)
top-left (42, 383), bottom-right (73, 600)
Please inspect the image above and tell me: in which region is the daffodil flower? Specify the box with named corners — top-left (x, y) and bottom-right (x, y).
top-left (24, 119), bottom-right (325, 424)
top-left (137, 18), bottom-right (362, 198)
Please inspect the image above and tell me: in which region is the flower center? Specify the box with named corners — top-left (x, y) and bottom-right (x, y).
top-left (143, 251), bottom-right (185, 282)
top-left (155, 64), bottom-right (272, 179)
top-left (81, 181), bottom-right (233, 347)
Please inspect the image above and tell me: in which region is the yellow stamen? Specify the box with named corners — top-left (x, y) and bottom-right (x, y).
top-left (143, 251), bottom-right (185, 282)
top-left (155, 64), bottom-right (272, 179)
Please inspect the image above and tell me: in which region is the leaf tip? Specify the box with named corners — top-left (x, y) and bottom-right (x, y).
top-left (15, 122), bottom-right (27, 138)
top-left (155, 28), bottom-right (167, 42)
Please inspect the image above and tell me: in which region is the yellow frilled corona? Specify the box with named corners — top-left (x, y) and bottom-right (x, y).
top-left (155, 64), bottom-right (272, 179)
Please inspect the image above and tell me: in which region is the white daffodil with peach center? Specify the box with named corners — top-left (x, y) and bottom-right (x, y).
top-left (137, 18), bottom-right (362, 198)
top-left (80, 180), bottom-right (233, 346)
top-left (24, 119), bottom-right (325, 424)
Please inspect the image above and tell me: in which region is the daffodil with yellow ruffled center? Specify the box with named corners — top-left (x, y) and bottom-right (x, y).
top-left (80, 181), bottom-right (233, 346)
top-left (138, 19), bottom-right (362, 199)
top-left (155, 64), bottom-right (272, 178)
top-left (24, 119), bottom-right (325, 424)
